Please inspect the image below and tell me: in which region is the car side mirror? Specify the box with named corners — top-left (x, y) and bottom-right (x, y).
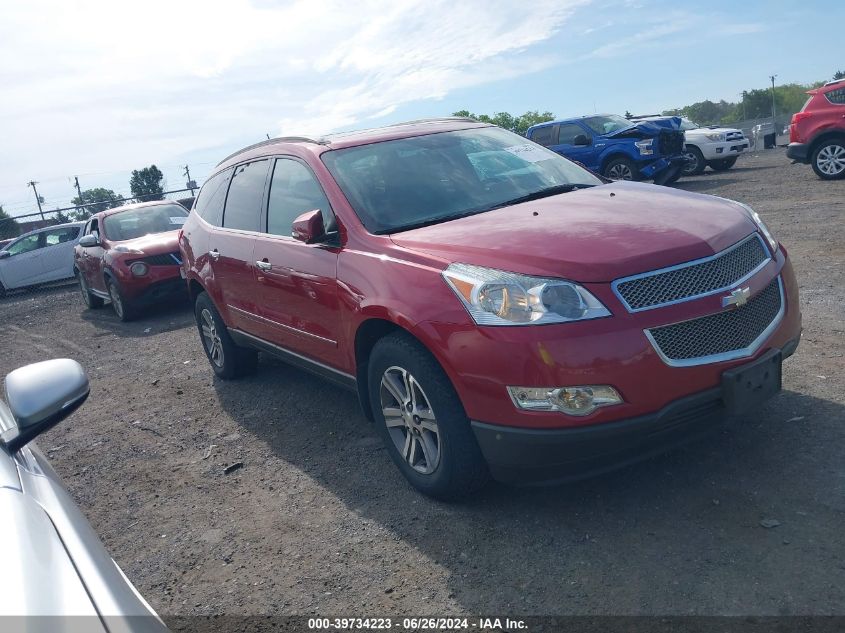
top-left (0, 359), bottom-right (89, 454)
top-left (0, 251), bottom-right (9, 259)
top-left (291, 209), bottom-right (326, 244)
top-left (573, 134), bottom-right (591, 146)
top-left (78, 234), bottom-right (99, 248)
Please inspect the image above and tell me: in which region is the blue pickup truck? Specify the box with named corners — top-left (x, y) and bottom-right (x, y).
top-left (525, 114), bottom-right (688, 185)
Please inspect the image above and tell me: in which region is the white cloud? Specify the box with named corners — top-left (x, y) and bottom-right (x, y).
top-left (0, 0), bottom-right (586, 210)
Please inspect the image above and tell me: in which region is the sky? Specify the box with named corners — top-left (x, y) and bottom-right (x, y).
top-left (0, 0), bottom-right (841, 218)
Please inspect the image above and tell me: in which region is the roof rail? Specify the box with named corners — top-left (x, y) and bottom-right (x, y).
top-left (824, 78), bottom-right (845, 86)
top-left (386, 116), bottom-right (479, 126)
top-left (215, 136), bottom-right (327, 167)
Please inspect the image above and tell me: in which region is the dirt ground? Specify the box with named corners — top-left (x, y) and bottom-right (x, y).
top-left (1, 148), bottom-right (843, 620)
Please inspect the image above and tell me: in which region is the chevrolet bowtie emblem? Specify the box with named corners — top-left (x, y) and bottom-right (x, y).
top-left (722, 286), bottom-right (751, 308)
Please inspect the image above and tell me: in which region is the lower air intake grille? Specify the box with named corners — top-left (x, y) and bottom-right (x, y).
top-left (646, 277), bottom-right (782, 365)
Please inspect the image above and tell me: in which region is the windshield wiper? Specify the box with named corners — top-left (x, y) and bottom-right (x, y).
top-left (488, 183), bottom-right (596, 210)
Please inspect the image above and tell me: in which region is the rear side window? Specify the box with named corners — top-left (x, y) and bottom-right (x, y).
top-left (529, 125), bottom-right (557, 147)
top-left (825, 88), bottom-right (845, 105)
top-left (194, 168), bottom-right (233, 227)
top-left (44, 226), bottom-right (80, 246)
top-left (223, 160), bottom-right (270, 232)
top-left (266, 159), bottom-right (332, 237)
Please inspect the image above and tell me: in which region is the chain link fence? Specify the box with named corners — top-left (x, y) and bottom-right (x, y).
top-left (0, 189), bottom-right (195, 300)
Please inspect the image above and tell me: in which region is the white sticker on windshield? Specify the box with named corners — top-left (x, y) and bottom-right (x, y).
top-left (503, 144), bottom-right (552, 163)
top-left (169, 217), bottom-right (187, 225)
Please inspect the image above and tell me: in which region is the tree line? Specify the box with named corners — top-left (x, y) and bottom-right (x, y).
top-left (453, 70), bottom-right (845, 133)
top-left (0, 165), bottom-right (167, 239)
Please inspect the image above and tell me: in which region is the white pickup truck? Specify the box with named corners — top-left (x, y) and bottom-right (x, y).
top-left (677, 119), bottom-right (750, 175)
top-left (634, 117), bottom-right (751, 176)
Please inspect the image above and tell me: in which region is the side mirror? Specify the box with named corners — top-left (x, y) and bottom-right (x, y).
top-left (78, 234), bottom-right (99, 248)
top-left (0, 251), bottom-right (9, 259)
top-left (1, 359), bottom-right (89, 454)
top-left (291, 209), bottom-right (326, 244)
top-left (573, 134), bottom-right (591, 146)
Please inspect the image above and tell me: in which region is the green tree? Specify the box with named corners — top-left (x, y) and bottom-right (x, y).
top-left (0, 205), bottom-right (21, 240)
top-left (834, 70), bottom-right (845, 80)
top-left (70, 187), bottom-right (123, 220)
top-left (129, 165), bottom-right (165, 201)
top-left (452, 110), bottom-right (555, 136)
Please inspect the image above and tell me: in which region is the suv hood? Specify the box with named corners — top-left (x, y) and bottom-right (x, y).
top-left (113, 231), bottom-right (180, 255)
top-left (390, 182), bottom-right (756, 283)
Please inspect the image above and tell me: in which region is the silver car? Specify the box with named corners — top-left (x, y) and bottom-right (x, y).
top-left (0, 222), bottom-right (84, 297)
top-left (0, 359), bottom-right (168, 632)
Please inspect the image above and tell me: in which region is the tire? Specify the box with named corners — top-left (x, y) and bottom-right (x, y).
top-left (367, 332), bottom-right (490, 500)
top-left (194, 292), bottom-right (257, 379)
top-left (77, 270), bottom-right (104, 309)
top-left (708, 157), bottom-right (737, 171)
top-left (603, 156), bottom-right (640, 181)
top-left (0, 281), bottom-right (5, 299)
top-left (106, 277), bottom-right (136, 322)
top-left (682, 146), bottom-right (706, 175)
top-left (662, 168), bottom-right (682, 185)
top-left (811, 138), bottom-right (845, 180)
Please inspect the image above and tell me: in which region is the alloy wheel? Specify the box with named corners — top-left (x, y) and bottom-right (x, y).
top-left (200, 308), bottom-right (225, 368)
top-left (607, 163), bottom-right (633, 180)
top-left (817, 144), bottom-right (845, 176)
top-left (682, 151), bottom-right (699, 175)
top-left (108, 283), bottom-right (124, 318)
top-left (379, 366), bottom-right (441, 474)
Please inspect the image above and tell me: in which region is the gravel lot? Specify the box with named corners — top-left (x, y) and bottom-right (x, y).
top-left (1, 148), bottom-right (843, 621)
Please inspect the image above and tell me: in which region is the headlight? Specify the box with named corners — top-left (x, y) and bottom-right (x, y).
top-left (635, 139), bottom-right (654, 155)
top-left (733, 201), bottom-right (778, 254)
top-left (129, 262), bottom-right (149, 277)
top-left (442, 263), bottom-right (610, 326)
top-left (705, 132), bottom-right (726, 142)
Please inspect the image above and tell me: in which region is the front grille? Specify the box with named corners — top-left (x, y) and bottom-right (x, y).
top-left (725, 131), bottom-right (745, 142)
top-left (131, 252), bottom-right (181, 266)
top-left (658, 129), bottom-right (685, 155)
top-left (646, 277), bottom-right (782, 365)
top-left (615, 234), bottom-right (769, 311)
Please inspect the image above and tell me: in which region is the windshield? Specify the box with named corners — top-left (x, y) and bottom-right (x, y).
top-left (680, 119), bottom-right (700, 131)
top-left (581, 115), bottom-right (634, 135)
top-left (103, 204), bottom-right (188, 241)
top-left (321, 127), bottom-right (601, 234)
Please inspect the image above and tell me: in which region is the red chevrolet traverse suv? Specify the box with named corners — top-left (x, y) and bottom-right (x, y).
top-left (180, 118), bottom-right (801, 499)
top-left (75, 200), bottom-right (189, 321)
top-left (787, 78), bottom-right (845, 179)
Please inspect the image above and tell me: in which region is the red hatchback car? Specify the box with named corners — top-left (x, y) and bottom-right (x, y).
top-left (180, 118), bottom-right (801, 498)
top-left (75, 200), bottom-right (189, 321)
top-left (787, 78), bottom-right (845, 179)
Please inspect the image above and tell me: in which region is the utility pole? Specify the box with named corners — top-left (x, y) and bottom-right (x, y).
top-left (769, 74), bottom-right (777, 126)
top-left (183, 165), bottom-right (196, 196)
top-left (27, 181), bottom-right (45, 221)
top-left (73, 176), bottom-right (84, 205)
top-left (740, 91), bottom-right (747, 121)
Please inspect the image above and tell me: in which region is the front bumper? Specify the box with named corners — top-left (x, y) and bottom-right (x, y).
top-left (698, 140), bottom-right (750, 160)
top-left (786, 142), bottom-right (809, 163)
top-left (473, 336), bottom-right (800, 484)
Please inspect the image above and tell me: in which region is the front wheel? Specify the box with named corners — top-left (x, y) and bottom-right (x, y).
top-left (708, 157), bottom-right (737, 171)
top-left (194, 292), bottom-right (257, 379)
top-left (77, 271), bottom-right (104, 309)
top-left (682, 146), bottom-right (706, 175)
top-left (811, 138), bottom-right (845, 180)
top-left (603, 156), bottom-right (639, 181)
top-left (368, 333), bottom-right (490, 500)
top-left (106, 278), bottom-right (136, 321)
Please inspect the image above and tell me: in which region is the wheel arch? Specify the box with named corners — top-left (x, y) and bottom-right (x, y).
top-left (809, 130), bottom-right (845, 157)
top-left (600, 151), bottom-right (635, 173)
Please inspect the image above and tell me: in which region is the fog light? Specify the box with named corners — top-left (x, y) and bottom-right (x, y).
top-left (129, 262), bottom-right (149, 277)
top-left (507, 385), bottom-right (622, 416)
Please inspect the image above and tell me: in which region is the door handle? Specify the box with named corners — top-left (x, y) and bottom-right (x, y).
top-left (208, 249), bottom-right (220, 261)
top-left (255, 260), bottom-right (272, 271)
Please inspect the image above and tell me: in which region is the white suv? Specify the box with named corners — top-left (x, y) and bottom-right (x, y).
top-left (677, 118), bottom-right (750, 175)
